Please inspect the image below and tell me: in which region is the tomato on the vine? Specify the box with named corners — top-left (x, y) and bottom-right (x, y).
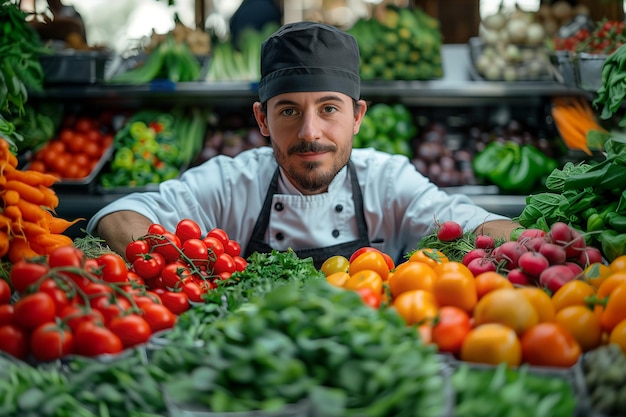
top-left (206, 228), bottom-right (229, 247)
top-left (233, 255), bottom-right (248, 272)
top-left (93, 296), bottom-right (131, 325)
top-left (0, 304), bottom-right (14, 326)
top-left (30, 323), bottom-right (74, 362)
top-left (97, 253), bottom-right (129, 283)
top-left (147, 223), bottom-right (167, 235)
top-left (202, 236), bottom-right (225, 260)
top-left (125, 239), bottom-right (150, 263)
top-left (9, 260), bottom-right (49, 294)
top-left (13, 292), bottom-right (56, 331)
top-left (38, 279), bottom-right (70, 315)
top-left (161, 262), bottom-right (191, 290)
top-left (74, 322), bottom-right (123, 357)
top-left (213, 253), bottom-right (236, 276)
top-left (151, 232), bottom-right (182, 263)
top-left (181, 279), bottom-right (205, 303)
top-left (0, 279), bottom-right (12, 304)
top-left (155, 289), bottom-right (190, 315)
top-left (182, 238), bottom-right (209, 267)
top-left (175, 219), bottom-right (202, 243)
top-left (59, 304), bottom-right (104, 333)
top-left (133, 252), bottom-right (165, 281)
top-left (48, 245), bottom-right (84, 269)
top-left (225, 239), bottom-right (241, 257)
top-left (0, 324), bottom-right (28, 359)
top-left (108, 313), bottom-right (152, 348)
top-left (140, 303), bottom-right (177, 332)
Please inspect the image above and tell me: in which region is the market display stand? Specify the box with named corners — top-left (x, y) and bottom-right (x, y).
top-left (29, 44), bottom-right (588, 232)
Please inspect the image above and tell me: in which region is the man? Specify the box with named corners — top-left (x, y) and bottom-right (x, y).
top-left (88, 21), bottom-right (519, 267)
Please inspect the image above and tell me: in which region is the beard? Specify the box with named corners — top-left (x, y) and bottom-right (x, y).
top-left (273, 140), bottom-right (351, 193)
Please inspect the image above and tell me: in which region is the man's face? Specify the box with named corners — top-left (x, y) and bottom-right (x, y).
top-left (253, 91), bottom-right (367, 195)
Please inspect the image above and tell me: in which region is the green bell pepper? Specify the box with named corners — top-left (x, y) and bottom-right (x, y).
top-left (587, 213), bottom-right (606, 233)
top-left (605, 212), bottom-right (626, 233)
top-left (111, 147), bottom-right (134, 171)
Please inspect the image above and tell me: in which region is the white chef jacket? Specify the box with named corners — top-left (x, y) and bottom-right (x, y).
top-left (86, 146), bottom-right (508, 263)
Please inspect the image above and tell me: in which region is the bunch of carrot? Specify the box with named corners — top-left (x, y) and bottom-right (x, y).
top-left (551, 97), bottom-right (607, 155)
top-left (0, 138), bottom-right (83, 263)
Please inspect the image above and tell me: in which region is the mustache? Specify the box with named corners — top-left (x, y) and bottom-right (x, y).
top-left (288, 141), bottom-right (336, 155)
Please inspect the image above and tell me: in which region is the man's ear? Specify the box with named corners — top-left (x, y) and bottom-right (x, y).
top-left (253, 102), bottom-right (270, 137)
top-left (353, 99), bottom-right (368, 135)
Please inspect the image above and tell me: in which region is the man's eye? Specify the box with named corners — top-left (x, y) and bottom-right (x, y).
top-left (281, 108), bottom-right (296, 116)
top-left (322, 106), bottom-right (337, 113)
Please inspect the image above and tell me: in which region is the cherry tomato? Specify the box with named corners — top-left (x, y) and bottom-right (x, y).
top-left (233, 255), bottom-right (248, 272)
top-left (202, 236), bottom-right (225, 260)
top-left (48, 245), bottom-right (84, 269)
top-left (147, 223), bottom-right (167, 235)
top-left (141, 303), bottom-right (177, 332)
top-left (320, 255), bottom-right (350, 277)
top-left (155, 289), bottom-right (190, 315)
top-left (108, 313), bottom-right (152, 348)
top-left (152, 232), bottom-right (182, 263)
top-left (96, 253), bottom-right (129, 283)
top-left (13, 292), bottom-right (56, 331)
top-left (0, 279), bottom-right (11, 304)
top-left (0, 304), bottom-right (14, 326)
top-left (133, 252), bottom-right (165, 281)
top-left (9, 260), bottom-right (49, 294)
top-left (206, 228), bottom-right (229, 247)
top-left (59, 304), bottom-right (104, 333)
top-left (161, 262), bottom-right (191, 290)
top-left (225, 239), bottom-right (242, 257)
top-left (74, 322), bottom-right (123, 357)
top-left (38, 279), bottom-right (70, 315)
top-left (182, 238), bottom-right (209, 267)
top-left (175, 218), bottom-right (202, 243)
top-left (520, 322), bottom-right (581, 367)
top-left (0, 324), bottom-right (28, 359)
top-left (181, 279), bottom-right (205, 303)
top-left (431, 306), bottom-right (472, 355)
top-left (82, 282), bottom-right (114, 308)
top-left (93, 296), bottom-right (132, 325)
top-left (125, 239), bottom-right (150, 263)
top-left (355, 287), bottom-right (382, 308)
top-left (213, 253), bottom-right (236, 276)
top-left (30, 323), bottom-right (75, 362)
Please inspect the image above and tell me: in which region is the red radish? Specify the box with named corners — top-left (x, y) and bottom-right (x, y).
top-left (539, 264), bottom-right (576, 293)
top-left (436, 220), bottom-right (463, 242)
top-left (520, 237), bottom-right (546, 252)
top-left (518, 251), bottom-right (550, 278)
top-left (467, 257), bottom-right (497, 276)
top-left (494, 241), bottom-right (528, 270)
top-left (539, 242), bottom-right (567, 265)
top-left (564, 262), bottom-right (584, 277)
top-left (519, 228), bottom-right (546, 240)
top-left (547, 222), bottom-right (572, 245)
top-left (577, 246), bottom-right (603, 267)
top-left (564, 229), bottom-right (587, 259)
top-left (507, 268), bottom-right (533, 286)
top-left (462, 248), bottom-right (488, 267)
top-left (475, 234), bottom-right (496, 250)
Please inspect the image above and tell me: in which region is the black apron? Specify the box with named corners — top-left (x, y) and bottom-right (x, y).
top-left (244, 161), bottom-right (371, 269)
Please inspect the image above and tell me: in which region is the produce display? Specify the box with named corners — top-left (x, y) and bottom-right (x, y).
top-left (347, 5), bottom-right (443, 81)
top-left (551, 96), bottom-right (608, 155)
top-left (353, 102), bottom-right (416, 157)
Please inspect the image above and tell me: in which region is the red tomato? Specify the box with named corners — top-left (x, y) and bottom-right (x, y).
top-left (30, 323), bottom-right (74, 362)
top-left (108, 313), bottom-right (152, 348)
top-left (125, 239), bottom-right (150, 263)
top-left (9, 260), bottom-right (49, 294)
top-left (74, 116), bottom-right (94, 133)
top-left (82, 282), bottom-right (114, 308)
top-left (74, 322), bottom-right (123, 357)
top-left (0, 304), bottom-right (14, 326)
top-left (349, 246), bottom-right (381, 264)
top-left (132, 293), bottom-right (161, 309)
top-left (202, 236), bottom-right (225, 260)
top-left (213, 253), bottom-right (236, 276)
top-left (38, 279), bottom-right (70, 315)
top-left (182, 238), bottom-right (209, 266)
top-left (133, 252), bottom-right (165, 281)
top-left (141, 303), bottom-right (177, 332)
top-left (161, 262), bottom-right (191, 290)
top-left (431, 306), bottom-right (472, 355)
top-left (147, 223), bottom-right (167, 235)
top-left (356, 287), bottom-right (382, 308)
top-left (0, 279), bottom-right (11, 304)
top-left (0, 324), bottom-right (28, 359)
top-left (93, 296), bottom-right (131, 325)
top-left (181, 279), bottom-right (205, 303)
top-left (155, 289), bottom-right (190, 315)
top-left (48, 245), bottom-right (84, 269)
top-left (206, 228), bottom-right (229, 247)
top-left (233, 255), bottom-right (248, 272)
top-left (152, 232), bottom-right (182, 263)
top-left (175, 219), bottom-right (202, 243)
top-left (59, 304), bottom-right (104, 333)
top-left (520, 322), bottom-right (581, 368)
top-left (96, 253), bottom-right (129, 283)
top-left (13, 292), bottom-right (56, 331)
top-left (225, 239), bottom-right (242, 257)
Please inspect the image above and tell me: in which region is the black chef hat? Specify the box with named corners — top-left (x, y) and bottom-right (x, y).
top-left (258, 21), bottom-right (361, 103)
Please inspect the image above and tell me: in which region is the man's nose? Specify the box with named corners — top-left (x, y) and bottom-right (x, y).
top-left (298, 112), bottom-right (322, 141)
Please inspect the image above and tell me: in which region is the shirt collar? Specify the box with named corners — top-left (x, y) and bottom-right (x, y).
top-left (277, 164), bottom-right (349, 195)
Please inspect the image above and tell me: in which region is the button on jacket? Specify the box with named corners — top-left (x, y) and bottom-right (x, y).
top-left (87, 146), bottom-right (507, 263)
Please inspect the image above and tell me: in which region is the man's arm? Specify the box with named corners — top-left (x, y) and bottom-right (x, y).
top-left (96, 210), bottom-right (153, 259)
top-left (474, 219), bottom-right (521, 241)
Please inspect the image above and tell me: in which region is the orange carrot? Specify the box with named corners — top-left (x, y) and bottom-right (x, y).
top-left (7, 235), bottom-right (38, 263)
top-left (4, 180), bottom-right (46, 204)
top-left (48, 216), bottom-right (85, 234)
top-left (15, 198), bottom-right (47, 223)
top-left (38, 185), bottom-right (59, 209)
top-left (4, 167), bottom-right (59, 187)
top-left (0, 229), bottom-right (9, 258)
top-left (0, 213), bottom-right (11, 230)
top-left (33, 233), bottom-right (74, 254)
top-left (20, 220), bottom-right (49, 239)
top-left (3, 205), bottom-right (22, 223)
top-left (2, 189), bottom-right (20, 206)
